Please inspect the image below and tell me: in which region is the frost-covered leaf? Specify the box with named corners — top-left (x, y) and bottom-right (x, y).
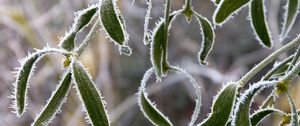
top-left (214, 0), bottom-right (251, 24)
top-left (99, 0), bottom-right (127, 45)
top-left (286, 92), bottom-right (299, 126)
top-left (250, 0), bottom-right (272, 48)
top-left (59, 5), bottom-right (98, 51)
top-left (194, 12), bottom-right (215, 65)
top-left (13, 48), bottom-right (66, 116)
top-left (281, 0), bottom-right (299, 39)
top-left (214, 0), bottom-right (221, 5)
top-left (138, 68), bottom-right (173, 126)
top-left (72, 61), bottom-right (109, 126)
top-left (59, 32), bottom-right (76, 51)
top-left (151, 12), bottom-right (179, 79)
top-left (250, 108), bottom-right (284, 126)
top-left (32, 71), bottom-right (72, 126)
top-left (232, 81), bottom-right (276, 126)
top-left (199, 82), bottom-right (238, 126)
top-left (73, 5), bottom-right (98, 32)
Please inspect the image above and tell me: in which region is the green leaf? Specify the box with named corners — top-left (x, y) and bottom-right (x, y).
top-left (281, 0), bottom-right (299, 39)
top-left (73, 5), bottom-right (98, 32)
top-left (250, 108), bottom-right (285, 126)
top-left (214, 0), bottom-right (221, 5)
top-left (32, 71), bottom-right (72, 126)
top-left (286, 91), bottom-right (299, 126)
top-left (59, 32), bottom-right (76, 51)
top-left (138, 68), bottom-right (173, 126)
top-left (59, 5), bottom-right (98, 51)
top-left (199, 82), bottom-right (238, 126)
top-left (214, 0), bottom-right (251, 24)
top-left (99, 0), bottom-right (126, 45)
top-left (250, 0), bottom-right (272, 48)
top-left (151, 12), bottom-right (179, 80)
top-left (193, 12), bottom-right (215, 65)
top-left (72, 61), bottom-right (109, 126)
top-left (232, 81), bottom-right (276, 126)
top-left (13, 48), bottom-right (66, 116)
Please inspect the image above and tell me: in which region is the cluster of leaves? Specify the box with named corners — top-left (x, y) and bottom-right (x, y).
top-left (11, 1), bottom-right (130, 125)
top-left (138, 0), bottom-right (300, 126)
top-left (11, 0), bottom-right (300, 126)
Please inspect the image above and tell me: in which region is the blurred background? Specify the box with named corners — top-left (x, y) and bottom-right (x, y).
top-left (1, 0), bottom-right (300, 125)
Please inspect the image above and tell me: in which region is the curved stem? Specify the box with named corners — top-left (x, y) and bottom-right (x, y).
top-left (162, 0), bottom-right (172, 75)
top-left (170, 66), bottom-right (201, 126)
top-left (287, 45), bottom-right (300, 71)
top-left (262, 54), bottom-right (294, 80)
top-left (76, 19), bottom-right (100, 56)
top-left (238, 35), bottom-right (300, 87)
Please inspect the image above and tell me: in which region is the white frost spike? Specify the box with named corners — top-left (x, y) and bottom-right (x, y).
top-left (12, 47), bottom-right (67, 116)
top-left (143, 0), bottom-right (152, 45)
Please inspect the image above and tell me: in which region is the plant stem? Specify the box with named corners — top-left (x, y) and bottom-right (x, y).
top-left (238, 35), bottom-right (300, 87)
top-left (262, 54), bottom-right (294, 80)
top-left (76, 19), bottom-right (100, 56)
top-left (282, 60), bottom-right (300, 81)
top-left (287, 45), bottom-right (300, 71)
top-left (184, 0), bottom-right (191, 8)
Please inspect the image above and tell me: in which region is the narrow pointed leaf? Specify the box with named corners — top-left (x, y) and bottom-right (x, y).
top-left (59, 5), bottom-right (98, 51)
top-left (232, 81), bottom-right (276, 126)
top-left (138, 68), bottom-right (173, 126)
top-left (250, 108), bottom-right (285, 126)
top-left (99, 0), bottom-right (126, 45)
top-left (72, 61), bottom-right (109, 126)
top-left (250, 0), bottom-right (272, 48)
top-left (194, 12), bottom-right (215, 65)
top-left (199, 82), bottom-right (238, 126)
top-left (13, 48), bottom-right (66, 116)
top-left (214, 0), bottom-right (251, 24)
top-left (286, 92), bottom-right (299, 126)
top-left (281, 0), bottom-right (299, 39)
top-left (32, 71), bottom-right (72, 126)
top-left (73, 5), bottom-right (98, 32)
top-left (151, 12), bottom-right (178, 79)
